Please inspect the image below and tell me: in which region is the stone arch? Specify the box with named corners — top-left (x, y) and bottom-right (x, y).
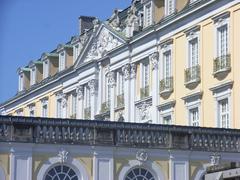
top-left (118, 160), bottom-right (165, 180)
top-left (37, 156), bottom-right (89, 180)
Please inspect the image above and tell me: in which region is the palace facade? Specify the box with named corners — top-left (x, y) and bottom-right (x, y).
top-left (1, 0), bottom-right (240, 180)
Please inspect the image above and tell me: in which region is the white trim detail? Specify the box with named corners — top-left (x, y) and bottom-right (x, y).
top-left (118, 159), bottom-right (165, 180)
top-left (37, 156), bottom-right (89, 180)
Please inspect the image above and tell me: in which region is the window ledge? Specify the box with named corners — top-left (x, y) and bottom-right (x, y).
top-left (213, 67), bottom-right (231, 77)
top-left (184, 78), bottom-right (201, 87)
top-left (159, 88), bottom-right (173, 97)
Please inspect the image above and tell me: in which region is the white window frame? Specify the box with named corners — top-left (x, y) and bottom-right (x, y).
top-left (158, 101), bottom-right (175, 125)
top-left (43, 59), bottom-right (49, 78)
top-left (28, 104), bottom-right (35, 117)
top-left (144, 1), bottom-right (153, 27)
top-left (160, 42), bottom-right (173, 80)
top-left (41, 98), bottom-right (48, 118)
top-left (18, 73), bottom-right (24, 91)
top-left (73, 43), bottom-right (80, 63)
top-left (218, 98), bottom-right (230, 128)
top-left (56, 94), bottom-right (63, 118)
top-left (165, 0), bottom-right (176, 16)
top-left (188, 105), bottom-right (200, 127)
top-left (30, 67), bottom-right (36, 86)
top-left (213, 12), bottom-right (230, 58)
top-left (140, 59), bottom-right (150, 89)
top-left (187, 31), bottom-right (200, 68)
top-left (59, 51), bottom-right (66, 71)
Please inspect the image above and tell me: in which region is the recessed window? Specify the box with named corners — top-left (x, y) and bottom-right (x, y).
top-left (163, 51), bottom-right (171, 79)
top-left (30, 67), bottom-right (36, 86)
top-left (189, 38), bottom-right (199, 67)
top-left (218, 98), bottom-right (229, 128)
top-left (18, 74), bottom-right (24, 91)
top-left (59, 52), bottom-right (66, 71)
top-left (217, 24), bottom-right (228, 57)
top-left (44, 165), bottom-right (78, 180)
top-left (165, 0), bottom-right (175, 16)
top-left (125, 167), bottom-right (155, 180)
top-left (41, 99), bottom-right (48, 117)
top-left (189, 107), bottom-right (199, 126)
top-left (144, 2), bottom-right (152, 27)
top-left (163, 115), bottom-right (172, 125)
top-left (43, 60), bottom-right (49, 78)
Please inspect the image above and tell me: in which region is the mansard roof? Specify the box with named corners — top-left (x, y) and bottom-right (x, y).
top-left (0, 115), bottom-right (240, 153)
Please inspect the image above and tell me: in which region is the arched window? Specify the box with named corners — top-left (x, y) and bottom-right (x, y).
top-left (44, 165), bottom-right (78, 180)
top-left (125, 167), bottom-right (155, 180)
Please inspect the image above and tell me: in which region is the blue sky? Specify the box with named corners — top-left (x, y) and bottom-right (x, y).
top-left (0, 0), bottom-right (131, 103)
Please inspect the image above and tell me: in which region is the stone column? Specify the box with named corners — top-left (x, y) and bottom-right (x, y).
top-left (122, 64), bottom-right (131, 122)
top-left (150, 52), bottom-right (159, 124)
top-left (97, 63), bottom-right (102, 114)
top-left (107, 71), bottom-right (116, 121)
top-left (130, 63), bottom-right (137, 123)
top-left (76, 85), bottom-right (84, 119)
top-left (88, 79), bottom-right (98, 119)
top-left (62, 94), bottom-right (67, 118)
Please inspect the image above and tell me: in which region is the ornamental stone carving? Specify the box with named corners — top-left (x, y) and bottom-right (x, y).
top-left (139, 102), bottom-right (150, 122)
top-left (93, 19), bottom-right (100, 32)
top-left (136, 149), bottom-right (148, 162)
top-left (150, 52), bottom-right (159, 70)
top-left (210, 153), bottom-right (221, 166)
top-left (122, 64), bottom-right (131, 80)
top-left (76, 85), bottom-right (84, 100)
top-left (58, 149), bottom-right (69, 163)
top-left (107, 71), bottom-right (116, 88)
top-left (62, 94), bottom-right (67, 108)
top-left (88, 79), bottom-right (98, 95)
top-left (131, 63), bottom-right (137, 79)
top-left (86, 28), bottom-right (122, 61)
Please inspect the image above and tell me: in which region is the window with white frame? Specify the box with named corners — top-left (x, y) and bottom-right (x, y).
top-left (163, 50), bottom-right (171, 79)
top-left (217, 24), bottom-right (228, 57)
top-left (30, 67), bottom-right (36, 85)
top-left (189, 107), bottom-right (199, 126)
top-left (144, 2), bottom-right (153, 27)
top-left (43, 60), bottom-right (49, 78)
top-left (18, 74), bottom-right (24, 91)
top-left (56, 98), bottom-right (62, 118)
top-left (165, 0), bottom-right (175, 16)
top-left (41, 99), bottom-right (48, 117)
top-left (142, 61), bottom-right (150, 88)
top-left (218, 98), bottom-right (229, 128)
top-left (73, 44), bottom-right (80, 63)
top-left (188, 37), bottom-right (199, 67)
top-left (59, 52), bottom-right (66, 71)
top-left (29, 105), bottom-right (35, 117)
top-left (124, 167), bottom-right (155, 180)
top-left (163, 115), bottom-right (172, 125)
top-left (84, 86), bottom-right (91, 108)
top-left (159, 102), bottom-right (174, 125)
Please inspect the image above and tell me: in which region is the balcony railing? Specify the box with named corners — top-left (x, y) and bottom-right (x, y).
top-left (159, 77), bottom-right (173, 94)
top-left (184, 65), bottom-right (201, 85)
top-left (116, 94), bottom-right (124, 108)
top-left (140, 86), bottom-right (149, 99)
top-left (101, 100), bottom-right (110, 113)
top-left (1, 115), bottom-right (240, 152)
top-left (84, 107), bottom-right (91, 119)
top-left (213, 54), bottom-right (231, 75)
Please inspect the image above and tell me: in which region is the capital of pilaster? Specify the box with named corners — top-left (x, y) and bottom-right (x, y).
top-left (150, 52), bottom-right (159, 70)
top-left (88, 79), bottom-right (98, 95)
top-left (122, 64), bottom-right (131, 80)
top-left (76, 85), bottom-right (84, 100)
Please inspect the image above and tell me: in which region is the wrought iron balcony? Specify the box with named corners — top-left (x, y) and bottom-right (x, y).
top-left (84, 107), bottom-right (91, 119)
top-left (184, 65), bottom-right (201, 85)
top-left (140, 86), bottom-right (149, 100)
top-left (213, 54), bottom-right (231, 75)
top-left (116, 94), bottom-right (124, 108)
top-left (101, 100), bottom-right (110, 113)
top-left (0, 115), bottom-right (240, 153)
top-left (159, 77), bottom-right (173, 95)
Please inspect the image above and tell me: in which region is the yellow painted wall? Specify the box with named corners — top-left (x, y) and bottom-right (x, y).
top-left (0, 153), bottom-right (10, 180)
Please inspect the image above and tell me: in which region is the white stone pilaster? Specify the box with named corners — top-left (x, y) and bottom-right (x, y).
top-left (88, 79), bottom-right (98, 119)
top-left (62, 94), bottom-right (67, 118)
top-left (122, 64), bottom-right (131, 122)
top-left (108, 71), bottom-right (116, 122)
top-left (150, 52), bottom-right (159, 124)
top-left (97, 63), bottom-right (102, 114)
top-left (76, 85), bottom-right (84, 119)
top-left (93, 148), bottom-right (114, 180)
top-left (10, 148), bottom-right (32, 180)
top-left (130, 63), bottom-right (137, 123)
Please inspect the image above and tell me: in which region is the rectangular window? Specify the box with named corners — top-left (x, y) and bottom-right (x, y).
top-left (189, 38), bottom-right (199, 67)
top-left (59, 52), bottom-right (66, 71)
top-left (30, 68), bottom-right (36, 85)
top-left (163, 115), bottom-right (172, 125)
top-left (144, 3), bottom-right (152, 27)
top-left (218, 99), bottom-right (229, 128)
top-left (189, 107), bottom-right (199, 126)
top-left (42, 99), bottom-right (48, 117)
top-left (163, 51), bottom-right (171, 78)
top-left (56, 99), bottom-right (62, 118)
top-left (43, 60), bottom-right (49, 78)
top-left (142, 62), bottom-right (150, 88)
top-left (19, 74), bottom-right (24, 91)
top-left (217, 25), bottom-right (228, 57)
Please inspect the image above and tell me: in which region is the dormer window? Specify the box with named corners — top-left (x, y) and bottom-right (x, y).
top-left (18, 73), bottom-right (24, 91)
top-left (165, 0), bottom-right (175, 16)
top-left (30, 67), bottom-right (36, 86)
top-left (73, 44), bottom-right (80, 63)
top-left (43, 60), bottom-right (49, 78)
top-left (59, 52), bottom-right (66, 71)
top-left (144, 2), bottom-right (153, 27)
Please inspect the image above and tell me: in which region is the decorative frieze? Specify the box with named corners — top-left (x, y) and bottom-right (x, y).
top-left (136, 149), bottom-right (148, 163)
top-left (58, 149), bottom-right (69, 163)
